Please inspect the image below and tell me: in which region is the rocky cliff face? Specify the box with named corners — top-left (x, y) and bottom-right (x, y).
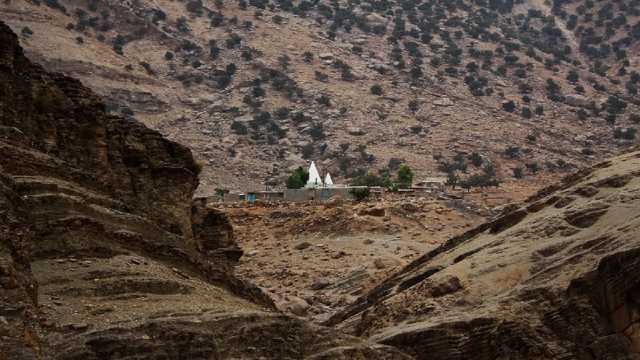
top-left (328, 150), bottom-right (640, 359)
top-left (0, 22), bottom-right (408, 359)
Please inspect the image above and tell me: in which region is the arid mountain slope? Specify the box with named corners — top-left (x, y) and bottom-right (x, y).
top-left (0, 22), bottom-right (410, 359)
top-left (327, 149), bottom-right (640, 358)
top-left (1, 0), bottom-right (638, 194)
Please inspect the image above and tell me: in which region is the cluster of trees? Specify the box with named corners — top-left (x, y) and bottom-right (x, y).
top-left (436, 152), bottom-right (502, 190)
top-left (349, 164), bottom-right (414, 190)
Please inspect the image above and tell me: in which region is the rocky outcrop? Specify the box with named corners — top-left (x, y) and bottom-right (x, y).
top-left (0, 22), bottom-right (409, 359)
top-left (329, 151), bottom-right (640, 359)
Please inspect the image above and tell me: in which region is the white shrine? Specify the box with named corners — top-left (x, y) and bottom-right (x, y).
top-left (305, 161), bottom-right (333, 188)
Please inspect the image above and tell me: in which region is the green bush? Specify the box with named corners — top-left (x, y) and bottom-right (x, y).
top-left (397, 164), bottom-right (413, 187)
top-left (286, 167), bottom-right (309, 189)
top-left (350, 187), bottom-right (371, 201)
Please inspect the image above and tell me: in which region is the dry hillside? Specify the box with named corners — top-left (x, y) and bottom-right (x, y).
top-left (1, 0), bottom-right (639, 195)
top-left (328, 149), bottom-right (640, 358)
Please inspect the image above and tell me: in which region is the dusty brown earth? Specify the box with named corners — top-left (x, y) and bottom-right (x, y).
top-left (327, 150), bottom-right (640, 359)
top-left (216, 181), bottom-right (548, 321)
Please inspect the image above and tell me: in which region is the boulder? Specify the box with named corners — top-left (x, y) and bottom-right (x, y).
top-left (359, 207), bottom-right (386, 217)
top-left (433, 97), bottom-right (454, 107)
top-left (564, 94), bottom-right (590, 108)
top-left (366, 13), bottom-right (388, 26)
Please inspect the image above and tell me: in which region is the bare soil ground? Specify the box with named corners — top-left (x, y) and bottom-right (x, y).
top-left (213, 184), bottom-right (537, 321)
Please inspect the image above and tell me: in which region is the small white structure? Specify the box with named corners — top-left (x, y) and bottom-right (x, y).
top-left (306, 161), bottom-right (323, 188)
top-left (324, 173), bottom-right (334, 188)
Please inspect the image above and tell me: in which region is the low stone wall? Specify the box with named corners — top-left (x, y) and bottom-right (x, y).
top-left (283, 187), bottom-right (360, 202)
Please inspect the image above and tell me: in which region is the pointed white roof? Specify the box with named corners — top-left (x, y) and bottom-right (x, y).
top-left (324, 173), bottom-right (333, 187)
top-left (306, 161), bottom-right (323, 188)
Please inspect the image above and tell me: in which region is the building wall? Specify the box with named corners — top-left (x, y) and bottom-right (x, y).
top-left (283, 188), bottom-right (358, 202)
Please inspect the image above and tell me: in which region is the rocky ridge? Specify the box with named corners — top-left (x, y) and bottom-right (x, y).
top-left (328, 149), bottom-right (640, 358)
top-left (0, 21), bottom-right (409, 359)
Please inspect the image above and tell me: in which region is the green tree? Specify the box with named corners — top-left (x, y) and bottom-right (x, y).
top-left (286, 167), bottom-right (309, 189)
top-left (397, 164), bottom-right (414, 187)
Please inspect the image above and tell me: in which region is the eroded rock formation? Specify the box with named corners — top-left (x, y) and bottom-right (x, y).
top-left (0, 22), bottom-right (408, 359)
top-left (328, 151), bottom-right (640, 359)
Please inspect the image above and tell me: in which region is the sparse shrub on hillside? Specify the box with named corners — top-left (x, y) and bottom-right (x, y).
top-left (44, 0), bottom-right (67, 13)
top-left (210, 12), bottom-right (225, 27)
top-left (231, 120), bottom-right (248, 135)
top-left (513, 166), bottom-right (524, 179)
top-left (314, 71), bottom-right (329, 82)
top-left (252, 84), bottom-right (266, 98)
top-left (301, 143), bottom-right (314, 159)
top-left (469, 152), bottom-right (483, 167)
top-left (303, 51), bottom-right (314, 63)
top-left (309, 123), bottom-right (325, 140)
top-left (112, 34), bottom-right (126, 55)
top-left (521, 107), bottom-right (532, 119)
top-left (241, 50), bottom-right (253, 61)
top-left (186, 0), bottom-right (204, 16)
top-left (278, 54), bottom-right (290, 70)
top-left (21, 27), bottom-right (33, 38)
top-left (535, 105), bottom-right (544, 116)
top-left (291, 111), bottom-right (306, 123)
top-left (504, 146), bottom-right (521, 159)
top-left (614, 127), bottom-right (637, 140)
top-left (164, 51), bottom-right (174, 61)
top-left (370, 84), bottom-right (383, 95)
top-left (209, 40), bottom-right (221, 60)
top-left (502, 100), bottom-right (516, 112)
top-left (606, 95), bottom-right (627, 115)
top-left (546, 79), bottom-right (564, 102)
top-left (567, 70), bottom-right (579, 83)
top-left (317, 94), bottom-right (331, 107)
top-left (275, 107), bottom-right (290, 119)
top-left (577, 108), bottom-right (589, 121)
top-left (526, 162), bottom-right (540, 174)
top-left (226, 63), bottom-right (237, 76)
top-left (408, 100), bottom-right (419, 113)
top-left (176, 17), bottom-right (190, 33)
top-left (225, 34), bottom-right (242, 49)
